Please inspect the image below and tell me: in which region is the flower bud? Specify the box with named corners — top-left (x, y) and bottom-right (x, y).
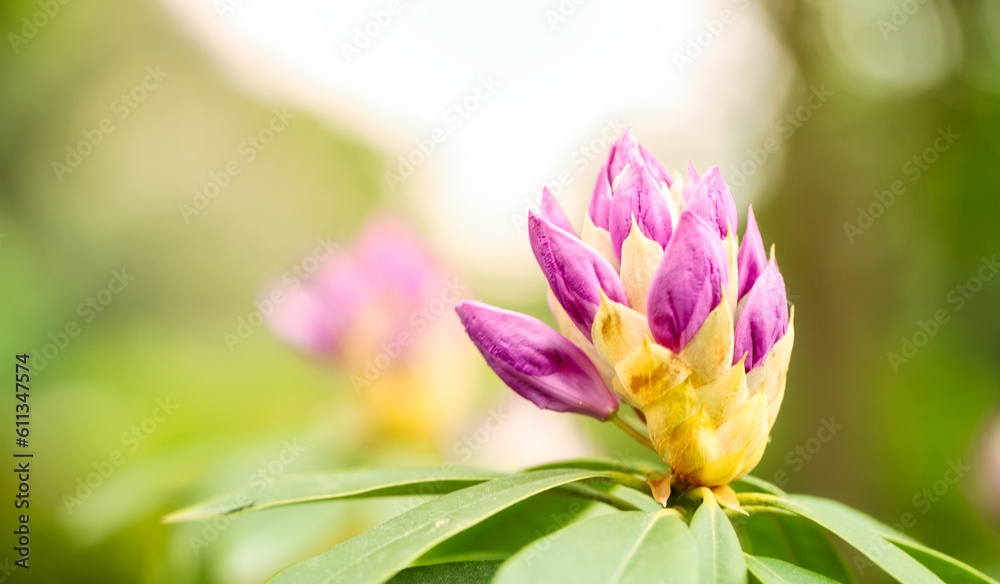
top-left (456, 301), bottom-right (619, 420)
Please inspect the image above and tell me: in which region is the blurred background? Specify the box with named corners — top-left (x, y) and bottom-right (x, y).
top-left (1, 0), bottom-right (999, 582)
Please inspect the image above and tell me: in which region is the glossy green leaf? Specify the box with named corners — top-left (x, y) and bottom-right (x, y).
top-left (266, 469), bottom-right (626, 584)
top-left (164, 468), bottom-right (500, 522)
top-left (738, 513), bottom-right (856, 583)
top-left (796, 498), bottom-right (998, 582)
top-left (493, 509), bottom-right (698, 584)
top-left (385, 561), bottom-right (502, 583)
top-left (524, 457), bottom-right (659, 476)
top-left (886, 538), bottom-right (1000, 584)
top-left (734, 475), bottom-right (788, 497)
top-left (690, 491), bottom-right (749, 584)
top-left (418, 492), bottom-right (598, 564)
top-left (739, 493), bottom-right (944, 584)
top-left (745, 555), bottom-right (840, 584)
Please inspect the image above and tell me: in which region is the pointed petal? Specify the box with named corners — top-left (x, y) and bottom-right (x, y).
top-left (744, 308), bottom-right (794, 430)
top-left (591, 289), bottom-right (651, 368)
top-left (609, 127), bottom-right (638, 180)
top-left (588, 156), bottom-right (614, 230)
top-left (734, 262), bottom-right (788, 370)
top-left (539, 187), bottom-right (576, 236)
top-left (609, 165), bottom-right (673, 260)
top-left (722, 221), bottom-right (739, 317)
top-left (547, 289), bottom-right (616, 385)
top-left (694, 359), bottom-right (748, 426)
top-left (613, 336), bottom-right (692, 409)
top-left (620, 220), bottom-right (665, 314)
top-left (685, 166), bottom-right (739, 239)
top-left (582, 214), bottom-right (620, 271)
top-left (640, 143), bottom-right (672, 187)
top-left (679, 293), bottom-right (735, 385)
top-left (737, 205), bottom-right (767, 300)
top-left (456, 301), bottom-right (618, 420)
top-left (529, 213), bottom-right (629, 340)
top-left (647, 212), bottom-right (730, 353)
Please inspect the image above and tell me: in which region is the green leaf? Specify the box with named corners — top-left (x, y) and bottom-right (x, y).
top-left (690, 491), bottom-right (749, 584)
top-left (385, 561), bottom-right (502, 583)
top-left (793, 498), bottom-right (998, 582)
top-left (745, 555), bottom-right (841, 584)
top-left (740, 493), bottom-right (944, 584)
top-left (886, 538), bottom-right (1000, 584)
top-left (738, 513), bottom-right (856, 583)
top-left (163, 468), bottom-right (500, 522)
top-left (417, 492), bottom-right (598, 564)
top-left (266, 469), bottom-right (628, 584)
top-left (524, 457), bottom-right (659, 476)
top-left (492, 509), bottom-right (698, 584)
top-left (734, 475), bottom-right (788, 497)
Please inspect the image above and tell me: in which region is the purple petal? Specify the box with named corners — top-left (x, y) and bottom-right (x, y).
top-left (609, 127), bottom-right (639, 180)
top-left (685, 166), bottom-right (739, 239)
top-left (539, 187), bottom-right (576, 236)
top-left (608, 165), bottom-right (673, 260)
top-left (640, 143), bottom-right (672, 187)
top-left (456, 301), bottom-right (619, 420)
top-left (647, 212), bottom-right (730, 353)
top-left (733, 262), bottom-right (789, 370)
top-left (682, 160), bottom-right (700, 202)
top-left (588, 154), bottom-right (614, 230)
top-left (529, 212), bottom-right (629, 340)
top-left (737, 205), bottom-right (767, 300)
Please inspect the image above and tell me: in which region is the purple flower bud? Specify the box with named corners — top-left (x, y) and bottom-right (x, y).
top-left (529, 213), bottom-right (629, 340)
top-left (608, 164), bottom-right (673, 260)
top-left (737, 205), bottom-right (767, 300)
top-left (456, 301), bottom-right (619, 420)
top-left (588, 149), bottom-right (615, 230)
top-left (588, 128), bottom-right (672, 229)
top-left (685, 166), bottom-right (738, 239)
top-left (647, 212), bottom-right (730, 353)
top-left (733, 262), bottom-right (788, 371)
top-left (539, 187), bottom-right (576, 236)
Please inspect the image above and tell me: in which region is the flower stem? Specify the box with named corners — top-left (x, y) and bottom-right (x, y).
top-left (609, 412), bottom-right (655, 451)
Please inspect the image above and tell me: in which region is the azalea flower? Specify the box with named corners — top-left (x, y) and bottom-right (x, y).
top-left (457, 130), bottom-right (794, 494)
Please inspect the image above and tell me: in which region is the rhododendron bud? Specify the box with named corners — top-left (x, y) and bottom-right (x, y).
top-left (459, 129), bottom-right (794, 488)
top-left (456, 301), bottom-right (619, 420)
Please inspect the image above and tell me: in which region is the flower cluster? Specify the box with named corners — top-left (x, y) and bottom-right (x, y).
top-left (457, 129), bottom-right (793, 489)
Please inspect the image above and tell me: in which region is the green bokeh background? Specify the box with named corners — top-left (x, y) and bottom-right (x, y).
top-left (1, 1), bottom-right (998, 583)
